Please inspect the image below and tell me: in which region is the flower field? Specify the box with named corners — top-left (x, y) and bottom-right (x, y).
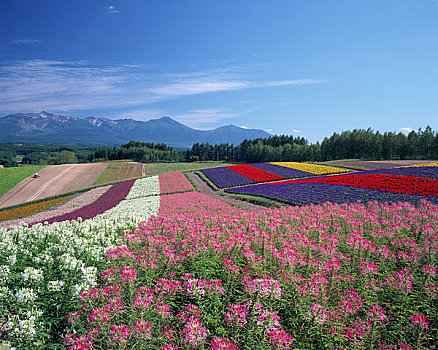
top-left (200, 162), bottom-right (348, 188)
top-left (226, 165), bottom-right (438, 206)
top-left (0, 167), bottom-right (437, 349)
top-left (63, 194), bottom-right (437, 349)
top-left (0, 195), bottom-right (71, 222)
top-left (269, 162), bottom-right (350, 175)
top-left (159, 172), bottom-right (195, 194)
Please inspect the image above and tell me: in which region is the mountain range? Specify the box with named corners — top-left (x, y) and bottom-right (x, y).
top-left (0, 112), bottom-right (271, 148)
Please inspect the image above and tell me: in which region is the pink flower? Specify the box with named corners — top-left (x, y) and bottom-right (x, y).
top-left (366, 304), bottom-right (387, 323)
top-left (63, 333), bottom-right (94, 350)
top-left (133, 319), bottom-right (152, 340)
top-left (410, 313), bottom-right (429, 330)
top-left (211, 337), bottom-right (238, 350)
top-left (110, 324), bottom-right (130, 345)
top-left (225, 304), bottom-right (248, 327)
top-left (182, 318), bottom-right (208, 347)
top-left (268, 329), bottom-right (294, 349)
top-left (120, 265), bottom-right (137, 283)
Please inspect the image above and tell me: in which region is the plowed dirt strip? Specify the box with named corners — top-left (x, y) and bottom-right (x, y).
top-left (0, 163), bottom-right (109, 208)
top-left (96, 162), bottom-right (144, 184)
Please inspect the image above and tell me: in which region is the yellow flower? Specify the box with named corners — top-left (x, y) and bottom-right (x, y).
top-left (269, 162), bottom-right (349, 175)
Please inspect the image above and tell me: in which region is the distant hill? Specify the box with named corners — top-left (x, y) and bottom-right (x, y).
top-left (0, 112), bottom-right (271, 147)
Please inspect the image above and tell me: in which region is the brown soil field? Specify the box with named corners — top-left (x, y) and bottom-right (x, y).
top-left (321, 160), bottom-right (438, 170)
top-left (97, 162), bottom-right (144, 184)
top-left (0, 163), bottom-right (109, 208)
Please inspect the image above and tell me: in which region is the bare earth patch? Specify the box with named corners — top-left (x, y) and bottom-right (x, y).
top-left (0, 163), bottom-right (109, 208)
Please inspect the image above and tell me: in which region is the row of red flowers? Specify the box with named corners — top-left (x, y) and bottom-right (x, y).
top-left (277, 174), bottom-right (438, 197)
top-left (226, 164), bottom-right (284, 183)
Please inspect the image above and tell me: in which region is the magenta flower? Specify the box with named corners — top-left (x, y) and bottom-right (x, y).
top-left (366, 304), bottom-right (387, 323)
top-left (211, 337), bottom-right (238, 350)
top-left (268, 329), bottom-right (294, 349)
top-left (225, 304), bottom-right (248, 327)
top-left (182, 318), bottom-right (208, 347)
top-left (110, 324), bottom-right (131, 345)
top-left (133, 319), bottom-right (152, 340)
top-left (410, 313), bottom-right (429, 330)
top-left (63, 333), bottom-right (94, 350)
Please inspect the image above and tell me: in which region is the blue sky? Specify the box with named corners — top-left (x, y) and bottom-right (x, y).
top-left (1, 0), bottom-right (437, 142)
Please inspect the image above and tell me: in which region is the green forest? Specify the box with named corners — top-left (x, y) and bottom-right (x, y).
top-left (2, 126), bottom-right (437, 167)
top-left (0, 144), bottom-right (98, 167)
top-left (86, 126), bottom-right (438, 163)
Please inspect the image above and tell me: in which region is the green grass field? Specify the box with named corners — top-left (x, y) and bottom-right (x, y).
top-left (0, 165), bottom-right (47, 198)
top-left (143, 161), bottom-right (235, 176)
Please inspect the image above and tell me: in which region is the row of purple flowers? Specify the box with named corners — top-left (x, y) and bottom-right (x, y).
top-left (31, 180), bottom-right (135, 226)
top-left (200, 163), bottom-right (312, 188)
top-left (226, 181), bottom-right (438, 206)
top-left (359, 166), bottom-right (438, 179)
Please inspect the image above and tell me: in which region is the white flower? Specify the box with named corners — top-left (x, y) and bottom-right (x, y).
top-left (0, 286), bottom-right (11, 298)
top-left (6, 254), bottom-right (17, 265)
top-left (0, 265), bottom-right (11, 284)
top-left (47, 280), bottom-right (65, 292)
top-left (15, 288), bottom-right (37, 304)
top-left (21, 267), bottom-right (44, 283)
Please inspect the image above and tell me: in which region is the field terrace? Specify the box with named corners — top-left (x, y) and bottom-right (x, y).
top-left (0, 168), bottom-right (437, 349)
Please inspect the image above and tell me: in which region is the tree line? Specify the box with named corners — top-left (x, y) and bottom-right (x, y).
top-left (84, 126), bottom-right (438, 164)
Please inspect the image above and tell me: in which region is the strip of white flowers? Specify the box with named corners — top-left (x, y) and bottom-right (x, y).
top-left (0, 176), bottom-right (161, 348)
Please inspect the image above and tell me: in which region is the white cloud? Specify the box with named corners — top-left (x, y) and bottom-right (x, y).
top-left (106, 5), bottom-right (120, 13)
top-left (293, 129), bottom-right (301, 133)
top-left (149, 81), bottom-right (247, 96)
top-left (0, 59), bottom-right (324, 117)
top-left (240, 125), bottom-right (249, 129)
top-left (266, 129), bottom-right (273, 132)
top-left (400, 127), bottom-right (413, 132)
top-left (10, 38), bottom-right (43, 45)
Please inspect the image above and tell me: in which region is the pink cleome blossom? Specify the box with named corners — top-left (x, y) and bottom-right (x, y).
top-left (410, 313), bottom-right (429, 330)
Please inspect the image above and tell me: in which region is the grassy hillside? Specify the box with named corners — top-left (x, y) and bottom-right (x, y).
top-left (0, 165), bottom-right (47, 197)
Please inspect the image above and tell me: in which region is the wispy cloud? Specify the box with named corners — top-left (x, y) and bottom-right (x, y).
top-left (106, 5), bottom-right (120, 13)
top-left (0, 59), bottom-right (324, 117)
top-left (400, 127), bottom-right (413, 132)
top-left (293, 129), bottom-right (301, 133)
top-left (10, 38), bottom-right (43, 45)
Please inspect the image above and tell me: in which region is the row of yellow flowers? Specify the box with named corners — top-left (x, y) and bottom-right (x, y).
top-left (0, 195), bottom-right (71, 222)
top-left (399, 162), bottom-right (438, 168)
top-left (269, 162), bottom-right (350, 175)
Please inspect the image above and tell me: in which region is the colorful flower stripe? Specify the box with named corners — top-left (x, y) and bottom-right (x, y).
top-left (200, 167), bottom-right (254, 188)
top-left (0, 185), bottom-right (112, 228)
top-left (31, 180), bottom-right (135, 226)
top-left (249, 162), bottom-right (312, 178)
top-left (159, 172), bottom-right (195, 194)
top-left (0, 196), bottom-right (71, 222)
top-left (282, 174), bottom-right (438, 197)
top-left (360, 166), bottom-right (438, 179)
top-left (226, 164), bottom-right (284, 182)
top-left (269, 161), bottom-right (349, 175)
top-left (226, 182), bottom-right (438, 206)
top-left (398, 162), bottom-right (438, 168)
top-left (159, 191), bottom-right (238, 217)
